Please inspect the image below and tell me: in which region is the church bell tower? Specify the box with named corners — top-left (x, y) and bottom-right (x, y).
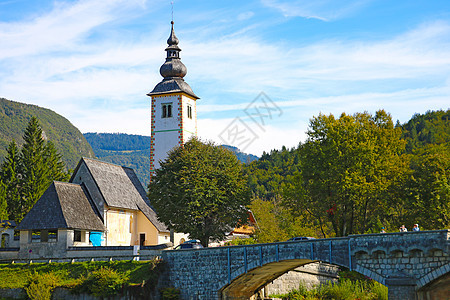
top-left (147, 21), bottom-right (199, 175)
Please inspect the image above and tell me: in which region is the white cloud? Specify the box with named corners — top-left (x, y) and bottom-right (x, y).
top-left (260, 0), bottom-right (371, 21)
top-left (198, 118), bottom-right (303, 156)
top-left (0, 1), bottom-right (448, 156)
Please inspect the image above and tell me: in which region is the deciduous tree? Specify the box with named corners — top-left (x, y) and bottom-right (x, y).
top-left (294, 110), bottom-right (406, 236)
top-left (148, 138), bottom-right (250, 247)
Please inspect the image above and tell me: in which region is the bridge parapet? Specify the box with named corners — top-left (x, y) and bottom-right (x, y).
top-left (161, 230), bottom-right (449, 300)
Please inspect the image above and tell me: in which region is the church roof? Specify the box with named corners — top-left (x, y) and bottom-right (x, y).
top-left (148, 77), bottom-right (199, 99)
top-left (73, 158), bottom-right (168, 232)
top-left (147, 21), bottom-right (199, 99)
top-left (16, 182), bottom-right (106, 231)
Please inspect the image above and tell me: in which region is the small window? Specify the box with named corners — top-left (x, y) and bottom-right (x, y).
top-left (162, 103), bottom-right (172, 118)
top-left (74, 230), bottom-right (82, 242)
top-left (187, 105), bottom-right (192, 119)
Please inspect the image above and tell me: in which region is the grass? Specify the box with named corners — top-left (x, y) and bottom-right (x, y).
top-left (0, 259), bottom-right (164, 295)
top-left (270, 270), bottom-right (388, 300)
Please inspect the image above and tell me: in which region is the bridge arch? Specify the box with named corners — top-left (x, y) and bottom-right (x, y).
top-left (162, 230), bottom-right (449, 300)
top-left (219, 259), bottom-right (344, 299)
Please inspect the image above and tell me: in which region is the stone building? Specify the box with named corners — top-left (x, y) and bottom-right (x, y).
top-left (15, 157), bottom-right (187, 259)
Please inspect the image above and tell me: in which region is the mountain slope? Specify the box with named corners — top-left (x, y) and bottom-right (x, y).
top-left (84, 133), bottom-right (259, 186)
top-left (0, 98), bottom-right (95, 169)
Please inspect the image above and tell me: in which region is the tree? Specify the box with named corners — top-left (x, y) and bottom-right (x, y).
top-left (0, 180), bottom-right (8, 220)
top-left (0, 117), bottom-right (69, 222)
top-left (19, 116), bottom-right (50, 215)
top-left (44, 141), bottom-right (70, 182)
top-left (148, 138), bottom-right (251, 247)
top-left (0, 141), bottom-right (21, 220)
top-left (404, 144), bottom-right (449, 229)
top-left (291, 110), bottom-right (406, 236)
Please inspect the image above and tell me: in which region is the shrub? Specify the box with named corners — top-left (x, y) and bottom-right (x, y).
top-left (75, 267), bottom-right (127, 297)
top-left (25, 272), bottom-right (59, 300)
top-left (160, 287), bottom-right (181, 299)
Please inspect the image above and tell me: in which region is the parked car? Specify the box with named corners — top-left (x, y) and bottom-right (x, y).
top-left (174, 239), bottom-right (204, 250)
top-left (287, 237), bottom-right (316, 242)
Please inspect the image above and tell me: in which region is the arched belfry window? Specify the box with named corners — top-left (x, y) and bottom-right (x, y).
top-left (162, 103), bottom-right (173, 118)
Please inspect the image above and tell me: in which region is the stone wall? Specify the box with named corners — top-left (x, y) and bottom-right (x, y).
top-left (264, 262), bottom-right (339, 294)
top-left (161, 230), bottom-right (449, 299)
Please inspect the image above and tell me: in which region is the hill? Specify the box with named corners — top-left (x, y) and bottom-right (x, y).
top-left (401, 109), bottom-right (450, 152)
top-left (83, 133), bottom-right (259, 186)
top-left (0, 98), bottom-right (95, 169)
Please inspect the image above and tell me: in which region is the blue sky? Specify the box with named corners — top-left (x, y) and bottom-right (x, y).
top-left (0, 0), bottom-right (449, 155)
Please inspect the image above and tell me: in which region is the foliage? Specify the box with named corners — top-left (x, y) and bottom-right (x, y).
top-left (286, 110), bottom-right (407, 237)
top-left (84, 132), bottom-right (151, 151)
top-left (245, 146), bottom-right (300, 201)
top-left (148, 138), bottom-right (251, 247)
top-left (241, 109), bottom-right (450, 236)
top-left (0, 180), bottom-right (7, 220)
top-left (74, 267), bottom-right (127, 297)
top-left (0, 141), bottom-right (20, 221)
top-left (0, 98), bottom-right (95, 170)
top-left (225, 237), bottom-right (258, 246)
top-left (250, 196), bottom-right (318, 242)
top-left (160, 287), bottom-right (181, 299)
top-left (402, 144), bottom-right (449, 229)
top-left (0, 117), bottom-right (69, 222)
top-left (25, 272), bottom-right (59, 300)
top-left (401, 109), bottom-right (450, 153)
top-left (0, 260), bottom-right (163, 296)
top-left (271, 279), bottom-right (387, 300)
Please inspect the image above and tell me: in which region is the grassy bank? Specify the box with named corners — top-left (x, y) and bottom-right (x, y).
top-left (271, 270), bottom-right (388, 300)
top-left (0, 259), bottom-right (164, 299)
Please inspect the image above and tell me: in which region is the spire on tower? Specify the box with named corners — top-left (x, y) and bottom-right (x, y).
top-left (148, 22), bottom-right (198, 99)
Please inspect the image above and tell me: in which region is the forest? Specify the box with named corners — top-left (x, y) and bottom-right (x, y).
top-left (245, 109), bottom-right (449, 241)
top-left (0, 106), bottom-right (448, 241)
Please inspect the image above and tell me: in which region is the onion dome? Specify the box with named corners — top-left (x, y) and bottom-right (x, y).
top-left (148, 21), bottom-right (198, 99)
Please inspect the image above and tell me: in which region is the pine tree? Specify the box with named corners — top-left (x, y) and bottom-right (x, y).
top-left (0, 118), bottom-right (69, 222)
top-left (0, 180), bottom-right (8, 220)
top-left (19, 117), bottom-right (49, 216)
top-left (44, 141), bottom-right (69, 182)
top-left (0, 141), bottom-right (21, 220)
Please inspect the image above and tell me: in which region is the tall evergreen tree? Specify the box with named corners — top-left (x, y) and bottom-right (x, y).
top-left (19, 116), bottom-right (49, 216)
top-left (44, 141), bottom-right (70, 182)
top-left (0, 180), bottom-right (8, 220)
top-left (0, 117), bottom-right (69, 222)
top-left (0, 141), bottom-right (21, 220)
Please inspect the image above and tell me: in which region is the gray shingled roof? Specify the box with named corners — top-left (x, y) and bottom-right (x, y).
top-left (80, 158), bottom-right (168, 232)
top-left (147, 77), bottom-right (199, 99)
top-left (16, 182), bottom-right (106, 231)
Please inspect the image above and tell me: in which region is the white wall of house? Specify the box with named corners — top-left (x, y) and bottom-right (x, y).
top-left (104, 208), bottom-right (134, 246)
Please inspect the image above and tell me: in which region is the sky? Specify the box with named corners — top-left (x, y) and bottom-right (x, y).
top-left (0, 0), bottom-right (449, 156)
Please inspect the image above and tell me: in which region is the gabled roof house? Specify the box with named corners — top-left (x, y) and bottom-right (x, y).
top-left (16, 158), bottom-right (183, 257)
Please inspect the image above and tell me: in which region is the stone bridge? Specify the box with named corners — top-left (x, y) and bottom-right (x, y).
top-left (161, 230), bottom-right (449, 300)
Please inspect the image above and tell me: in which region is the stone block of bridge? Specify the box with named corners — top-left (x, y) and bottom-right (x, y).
top-left (160, 230), bottom-right (449, 299)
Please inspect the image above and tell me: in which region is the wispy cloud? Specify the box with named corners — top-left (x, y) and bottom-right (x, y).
top-left (260, 0), bottom-right (371, 21)
top-left (0, 0), bottom-right (448, 155)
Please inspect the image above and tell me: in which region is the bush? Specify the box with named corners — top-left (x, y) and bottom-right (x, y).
top-left (160, 287), bottom-right (181, 299)
top-left (270, 278), bottom-right (388, 300)
top-left (25, 272), bottom-right (59, 300)
top-left (75, 267), bottom-right (127, 297)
